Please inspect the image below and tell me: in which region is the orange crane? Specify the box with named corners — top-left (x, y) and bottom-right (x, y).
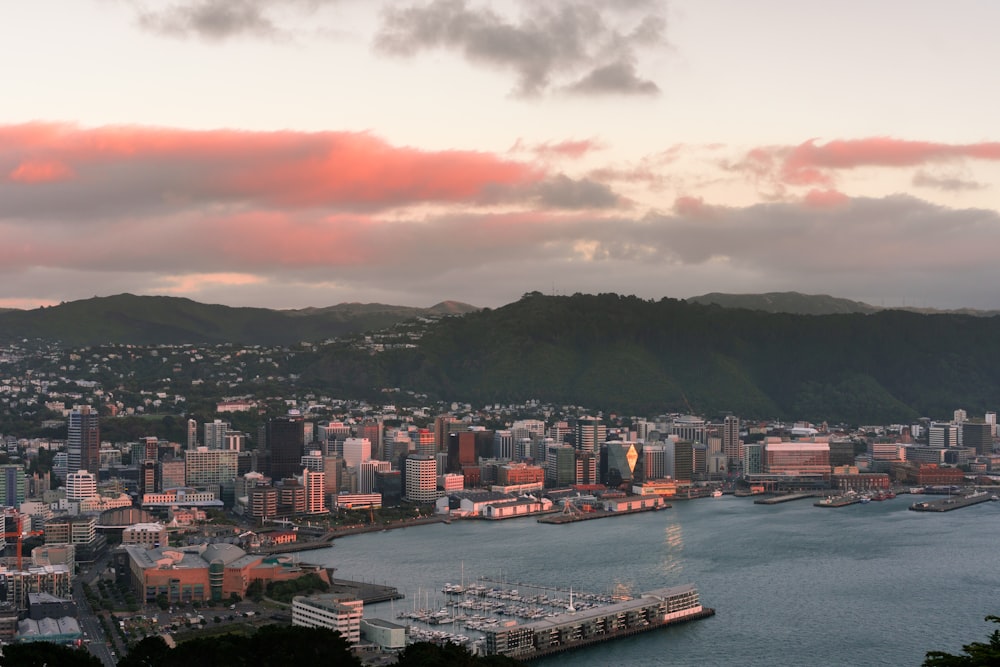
top-left (3, 513), bottom-right (43, 570)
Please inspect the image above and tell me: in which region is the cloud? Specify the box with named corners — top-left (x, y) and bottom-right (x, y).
top-left (128, 0), bottom-right (336, 41)
top-left (0, 122), bottom-right (543, 220)
top-left (532, 175), bottom-right (621, 209)
top-left (912, 170), bottom-right (986, 192)
top-left (733, 137), bottom-right (1000, 192)
top-left (510, 138), bottom-right (605, 161)
top-left (374, 0), bottom-right (666, 97)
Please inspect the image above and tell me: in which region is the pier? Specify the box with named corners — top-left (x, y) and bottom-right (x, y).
top-left (909, 491), bottom-right (996, 512)
top-left (753, 493), bottom-right (815, 505)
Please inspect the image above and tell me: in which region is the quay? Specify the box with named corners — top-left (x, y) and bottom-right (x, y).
top-left (537, 503), bottom-right (668, 525)
top-left (753, 493), bottom-right (815, 505)
top-left (909, 491), bottom-right (996, 512)
top-left (814, 495), bottom-right (860, 508)
top-left (328, 578), bottom-right (403, 604)
top-left (483, 583), bottom-right (712, 661)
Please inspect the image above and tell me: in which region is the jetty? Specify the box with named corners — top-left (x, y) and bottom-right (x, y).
top-left (909, 491), bottom-right (996, 512)
top-left (753, 493), bottom-right (814, 505)
top-left (814, 495), bottom-right (861, 508)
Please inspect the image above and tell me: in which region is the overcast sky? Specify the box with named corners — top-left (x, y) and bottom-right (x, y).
top-left (3, 0), bottom-right (1000, 310)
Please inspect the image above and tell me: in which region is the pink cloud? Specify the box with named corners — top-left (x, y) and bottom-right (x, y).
top-left (803, 189), bottom-right (850, 208)
top-left (0, 122), bottom-right (544, 211)
top-left (737, 137), bottom-right (1000, 190)
top-left (7, 159), bottom-right (75, 184)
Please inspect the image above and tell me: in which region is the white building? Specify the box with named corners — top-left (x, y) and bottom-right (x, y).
top-left (292, 594), bottom-right (363, 645)
top-left (343, 438), bottom-right (372, 469)
top-left (358, 460), bottom-right (391, 495)
top-left (122, 523), bottom-right (167, 548)
top-left (64, 471), bottom-right (97, 502)
top-left (405, 456), bottom-right (438, 503)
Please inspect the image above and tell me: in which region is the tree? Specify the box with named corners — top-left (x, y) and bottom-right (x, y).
top-left (923, 615), bottom-right (1000, 666)
top-left (0, 642), bottom-right (103, 667)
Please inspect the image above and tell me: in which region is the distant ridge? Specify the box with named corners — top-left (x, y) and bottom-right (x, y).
top-left (686, 292), bottom-right (881, 315)
top-left (687, 291), bottom-right (1000, 317)
top-left (0, 294), bottom-right (479, 346)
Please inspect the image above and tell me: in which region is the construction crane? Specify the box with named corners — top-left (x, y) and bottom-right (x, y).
top-left (2, 513), bottom-right (43, 571)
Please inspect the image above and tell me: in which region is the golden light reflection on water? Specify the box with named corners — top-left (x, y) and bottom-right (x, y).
top-left (660, 521), bottom-right (684, 575)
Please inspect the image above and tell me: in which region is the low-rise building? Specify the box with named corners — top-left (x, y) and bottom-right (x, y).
top-left (292, 593), bottom-right (363, 645)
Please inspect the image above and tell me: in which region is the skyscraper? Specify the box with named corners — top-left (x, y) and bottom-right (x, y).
top-left (574, 416), bottom-right (606, 454)
top-left (268, 411), bottom-right (305, 481)
top-left (67, 407), bottom-right (100, 474)
top-left (723, 415), bottom-right (741, 467)
top-left (204, 419), bottom-right (230, 450)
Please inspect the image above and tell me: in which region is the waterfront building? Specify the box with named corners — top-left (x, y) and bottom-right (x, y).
top-left (361, 618), bottom-right (406, 650)
top-left (484, 584), bottom-right (706, 659)
top-left (292, 594), bottom-right (363, 645)
top-left (439, 473), bottom-right (464, 493)
top-left (67, 407), bottom-right (99, 475)
top-left (405, 456), bottom-right (438, 503)
top-left (742, 443), bottom-right (763, 475)
top-left (643, 445), bottom-right (667, 480)
top-left (497, 463), bottom-right (544, 487)
top-left (333, 493), bottom-right (382, 509)
top-left (575, 450), bottom-right (598, 485)
top-left (674, 441), bottom-right (694, 483)
top-left (764, 439), bottom-right (831, 477)
top-left (602, 441), bottom-right (640, 486)
top-left (301, 468), bottom-right (327, 514)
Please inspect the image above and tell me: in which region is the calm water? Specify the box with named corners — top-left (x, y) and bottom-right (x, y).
top-left (305, 496), bottom-right (1000, 666)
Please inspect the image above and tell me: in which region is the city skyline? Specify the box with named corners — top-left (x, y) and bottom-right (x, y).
top-left (3, 1), bottom-right (1000, 311)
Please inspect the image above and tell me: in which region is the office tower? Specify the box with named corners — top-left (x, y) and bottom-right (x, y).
top-left (928, 423), bottom-right (958, 448)
top-left (493, 430), bottom-right (515, 460)
top-left (674, 441), bottom-right (694, 483)
top-left (159, 458), bottom-right (186, 491)
top-left (961, 421), bottom-right (992, 456)
top-left (414, 429), bottom-right (435, 457)
top-left (723, 415), bottom-right (741, 466)
top-left (357, 420), bottom-right (384, 460)
top-left (0, 464), bottom-right (26, 507)
top-left (434, 415), bottom-right (465, 453)
top-left (185, 449), bottom-right (238, 491)
top-left (343, 438), bottom-right (372, 470)
top-left (545, 445), bottom-right (576, 486)
top-left (301, 451), bottom-right (324, 472)
top-left (743, 443), bottom-right (763, 475)
top-left (405, 455), bottom-right (438, 503)
top-left (223, 432), bottom-right (246, 452)
top-left (359, 460), bottom-right (391, 494)
top-left (602, 441), bottom-right (640, 485)
top-left (65, 470), bottom-right (98, 501)
top-left (67, 407), bottom-right (100, 474)
top-left (643, 444), bottom-right (667, 480)
top-left (187, 419), bottom-right (198, 450)
top-left (301, 468), bottom-right (327, 514)
top-left (268, 411), bottom-right (306, 481)
top-left (548, 421), bottom-right (572, 446)
top-left (987, 412), bottom-right (997, 438)
top-left (204, 419), bottom-right (230, 450)
top-left (672, 415), bottom-right (706, 444)
top-left (574, 417), bottom-right (606, 454)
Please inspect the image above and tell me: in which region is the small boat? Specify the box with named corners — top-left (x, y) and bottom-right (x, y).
top-left (711, 489), bottom-right (723, 498)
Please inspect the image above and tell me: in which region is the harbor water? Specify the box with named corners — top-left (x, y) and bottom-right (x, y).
top-left (304, 495), bottom-right (1000, 666)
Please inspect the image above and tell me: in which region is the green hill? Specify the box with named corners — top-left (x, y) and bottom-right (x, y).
top-left (686, 291), bottom-right (881, 315)
top-left (0, 294), bottom-right (478, 346)
top-left (305, 292), bottom-right (1000, 423)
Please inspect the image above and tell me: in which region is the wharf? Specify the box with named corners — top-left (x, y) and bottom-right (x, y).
top-left (753, 493), bottom-right (815, 505)
top-left (537, 504), bottom-right (668, 525)
top-left (328, 578), bottom-right (403, 604)
top-left (814, 495), bottom-right (860, 508)
top-left (909, 492), bottom-right (996, 512)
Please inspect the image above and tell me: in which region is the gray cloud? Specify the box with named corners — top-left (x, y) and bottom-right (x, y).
top-left (374, 0), bottom-right (666, 97)
top-left (533, 175), bottom-right (621, 209)
top-left (129, 0), bottom-right (335, 41)
top-left (912, 170), bottom-right (986, 192)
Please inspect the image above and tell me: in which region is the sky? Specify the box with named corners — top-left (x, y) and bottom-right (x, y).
top-left (3, 0), bottom-right (1000, 311)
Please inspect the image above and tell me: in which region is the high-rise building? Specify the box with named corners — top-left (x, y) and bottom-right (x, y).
top-left (928, 423), bottom-right (959, 449)
top-left (643, 444), bottom-right (667, 480)
top-left (159, 458), bottom-right (186, 491)
top-left (672, 416), bottom-right (706, 444)
top-left (545, 445), bottom-right (576, 487)
top-left (574, 417), bottom-right (606, 454)
top-left (743, 443), bottom-right (763, 475)
top-left (343, 438), bottom-right (372, 470)
top-left (67, 407), bottom-right (100, 474)
top-left (602, 441), bottom-right (640, 486)
top-left (204, 420), bottom-right (231, 450)
top-left (674, 441), bottom-right (694, 483)
top-left (187, 419), bottom-right (198, 450)
top-left (986, 412), bottom-right (997, 438)
top-left (0, 464), bottom-right (26, 507)
top-left (961, 421), bottom-right (992, 456)
top-left (404, 456), bottom-right (438, 503)
top-left (268, 411), bottom-right (306, 481)
top-left (493, 430), bottom-right (515, 460)
top-left (65, 470), bottom-right (98, 501)
top-left (722, 415), bottom-right (741, 467)
top-left (301, 468), bottom-right (327, 514)
top-left (185, 449), bottom-right (238, 491)
top-left (414, 429), bottom-right (435, 458)
top-left (359, 460), bottom-right (391, 495)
